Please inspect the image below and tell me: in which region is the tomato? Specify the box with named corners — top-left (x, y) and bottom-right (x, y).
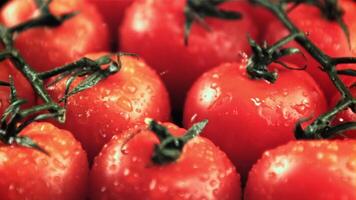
top-left (244, 140), bottom-right (356, 200)
top-left (90, 121), bottom-right (241, 200)
top-left (0, 122), bottom-right (88, 200)
top-left (120, 0), bottom-right (259, 113)
top-left (86, 0), bottom-right (134, 45)
top-left (263, 1), bottom-right (356, 100)
top-left (0, 0), bottom-right (110, 72)
top-left (330, 87), bottom-right (356, 139)
top-left (183, 57), bottom-right (327, 182)
top-left (0, 60), bottom-right (34, 116)
top-left (46, 52), bottom-right (170, 161)
top-left (244, 1), bottom-right (275, 34)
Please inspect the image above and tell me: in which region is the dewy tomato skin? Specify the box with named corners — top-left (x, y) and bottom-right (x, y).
top-left (0, 0), bottom-right (110, 72)
top-left (46, 53), bottom-right (170, 162)
top-left (0, 122), bottom-right (89, 200)
top-left (0, 60), bottom-right (34, 116)
top-left (120, 0), bottom-right (259, 112)
top-left (89, 122), bottom-right (241, 200)
top-left (244, 140), bottom-right (356, 200)
top-left (183, 58), bottom-right (327, 182)
top-left (263, 1), bottom-right (356, 100)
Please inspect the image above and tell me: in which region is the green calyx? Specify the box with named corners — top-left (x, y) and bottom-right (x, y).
top-left (184, 0), bottom-right (242, 45)
top-left (0, 77), bottom-right (49, 155)
top-left (246, 33), bottom-right (305, 83)
top-left (145, 118), bottom-right (208, 165)
top-left (0, 0), bottom-right (122, 154)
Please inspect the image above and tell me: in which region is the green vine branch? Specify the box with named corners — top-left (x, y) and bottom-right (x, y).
top-left (251, 0), bottom-right (356, 139)
top-left (0, 0), bottom-right (119, 151)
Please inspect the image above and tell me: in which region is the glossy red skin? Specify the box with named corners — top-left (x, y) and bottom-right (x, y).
top-left (330, 87), bottom-right (356, 139)
top-left (0, 60), bottom-right (34, 116)
top-left (90, 122), bottom-right (241, 200)
top-left (86, 0), bottom-right (134, 43)
top-left (245, 140), bottom-right (356, 200)
top-left (0, 0), bottom-right (110, 72)
top-left (0, 122), bottom-right (89, 200)
top-left (47, 53), bottom-right (170, 162)
top-left (183, 58), bottom-right (327, 182)
top-left (263, 2), bottom-right (356, 100)
top-left (120, 0), bottom-right (259, 111)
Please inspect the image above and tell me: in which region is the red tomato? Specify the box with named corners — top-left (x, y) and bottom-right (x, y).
top-left (244, 1), bottom-right (275, 34)
top-left (90, 122), bottom-right (241, 200)
top-left (330, 87), bottom-right (356, 139)
top-left (0, 0), bottom-right (110, 72)
top-left (120, 0), bottom-right (259, 112)
top-left (183, 58), bottom-right (327, 182)
top-left (86, 0), bottom-right (134, 44)
top-left (46, 53), bottom-right (170, 161)
top-left (0, 122), bottom-right (89, 200)
top-left (0, 60), bottom-right (34, 115)
top-left (244, 140), bottom-right (356, 200)
top-left (263, 1), bottom-right (356, 100)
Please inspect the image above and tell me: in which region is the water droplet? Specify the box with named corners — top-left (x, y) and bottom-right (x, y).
top-left (113, 181), bottom-right (119, 187)
top-left (8, 184), bottom-right (15, 191)
top-left (210, 83), bottom-right (218, 89)
top-left (209, 180), bottom-right (218, 187)
top-left (100, 186), bottom-right (107, 192)
top-left (149, 179), bottom-right (157, 190)
top-left (118, 97), bottom-right (133, 112)
top-left (109, 164), bottom-right (118, 171)
top-left (346, 160), bottom-right (356, 171)
top-left (212, 73), bottom-right (220, 79)
top-left (251, 97), bottom-right (261, 106)
top-left (190, 114), bottom-right (198, 123)
top-left (123, 168), bottom-right (130, 176)
top-left (123, 82), bottom-right (137, 94)
top-left (268, 171), bottom-right (277, 179)
top-left (317, 152), bottom-right (324, 160)
top-left (16, 187), bottom-right (24, 194)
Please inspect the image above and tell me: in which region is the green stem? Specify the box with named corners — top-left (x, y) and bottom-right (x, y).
top-left (253, 0), bottom-right (356, 138)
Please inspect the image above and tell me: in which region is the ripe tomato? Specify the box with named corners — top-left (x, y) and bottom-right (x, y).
top-left (330, 87), bottom-right (356, 139)
top-left (120, 0), bottom-right (259, 112)
top-left (86, 0), bottom-right (134, 44)
top-left (0, 122), bottom-right (89, 200)
top-left (46, 53), bottom-right (170, 161)
top-left (0, 60), bottom-right (34, 116)
top-left (0, 0), bottom-right (110, 72)
top-left (244, 140), bottom-right (356, 200)
top-left (90, 121), bottom-right (241, 200)
top-left (183, 58), bottom-right (327, 182)
top-left (263, 1), bottom-right (356, 100)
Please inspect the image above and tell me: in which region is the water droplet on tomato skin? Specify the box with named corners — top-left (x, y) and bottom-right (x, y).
top-left (8, 184), bottom-right (15, 191)
top-left (109, 164), bottom-right (118, 172)
top-left (16, 186), bottom-right (24, 194)
top-left (123, 168), bottom-right (130, 176)
top-left (190, 113), bottom-right (198, 123)
top-left (316, 152), bottom-right (324, 160)
top-left (346, 160), bottom-right (356, 171)
top-left (100, 186), bottom-right (107, 193)
top-left (149, 179), bottom-right (157, 191)
top-left (123, 83), bottom-right (137, 94)
top-left (118, 97), bottom-right (133, 112)
top-left (251, 97), bottom-right (262, 106)
top-left (113, 181), bottom-right (119, 187)
top-left (209, 179), bottom-right (219, 188)
top-left (211, 73), bottom-right (220, 79)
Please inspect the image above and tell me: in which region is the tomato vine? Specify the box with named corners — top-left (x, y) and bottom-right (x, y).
top-left (250, 0), bottom-right (356, 138)
top-left (0, 0), bottom-right (119, 150)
